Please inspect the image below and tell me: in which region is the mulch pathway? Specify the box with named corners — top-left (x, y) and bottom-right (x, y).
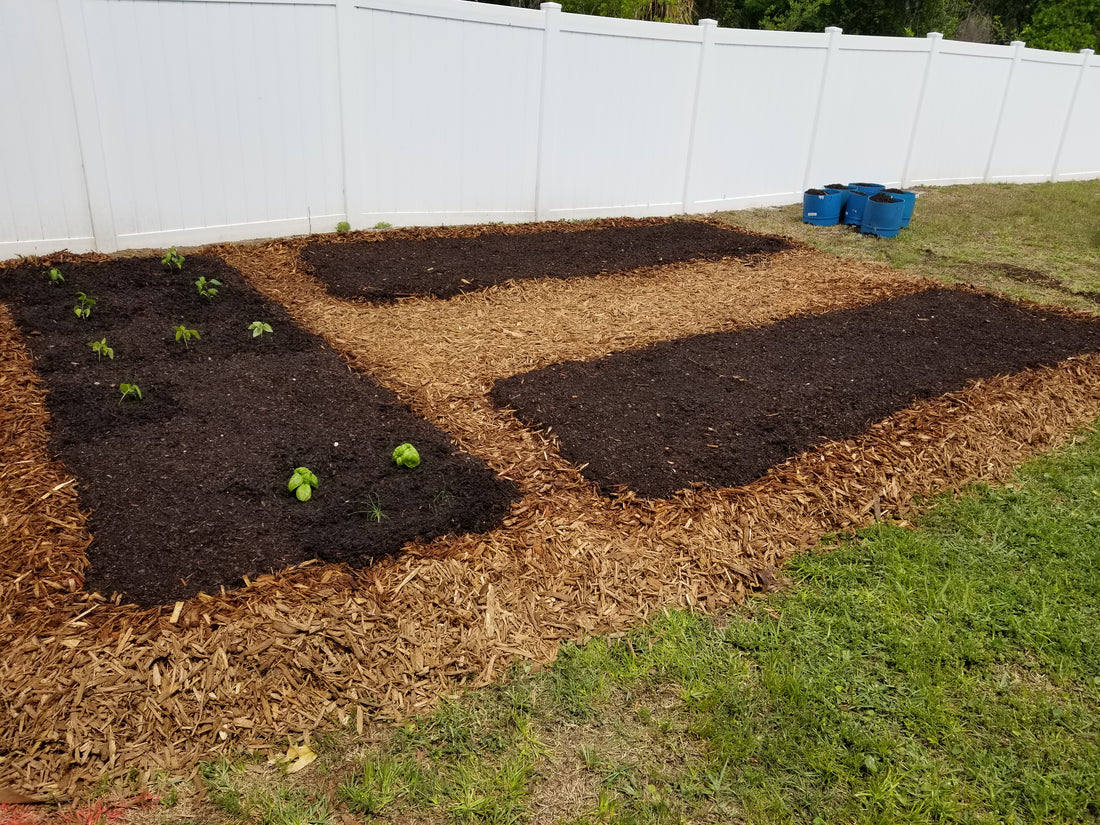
top-left (2, 217), bottom-right (1100, 800)
top-left (300, 218), bottom-right (792, 301)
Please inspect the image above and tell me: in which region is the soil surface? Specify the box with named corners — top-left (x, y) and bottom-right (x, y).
top-left (0, 257), bottom-right (517, 606)
top-left (301, 220), bottom-right (792, 302)
top-left (492, 288), bottom-right (1100, 499)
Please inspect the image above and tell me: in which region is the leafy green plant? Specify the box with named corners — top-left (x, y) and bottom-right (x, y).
top-left (118, 382), bottom-right (142, 404)
top-left (174, 325), bottom-right (201, 349)
top-left (374, 221), bottom-right (393, 230)
top-left (248, 320), bottom-right (273, 338)
top-left (194, 276), bottom-right (222, 301)
top-left (87, 338), bottom-right (114, 360)
top-left (47, 266), bottom-right (65, 285)
top-left (73, 291), bottom-right (96, 320)
top-left (393, 443), bottom-right (420, 469)
top-left (161, 246), bottom-right (185, 270)
top-left (336, 221), bottom-right (351, 234)
top-left (287, 467), bottom-right (319, 502)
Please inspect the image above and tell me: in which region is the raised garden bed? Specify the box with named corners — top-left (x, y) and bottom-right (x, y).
top-left (491, 288), bottom-right (1100, 499)
top-left (300, 218), bottom-right (792, 302)
top-left (0, 255), bottom-right (517, 606)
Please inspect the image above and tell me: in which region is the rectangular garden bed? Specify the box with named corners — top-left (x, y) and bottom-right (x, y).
top-left (491, 288), bottom-right (1100, 499)
top-left (0, 256), bottom-right (517, 606)
top-left (301, 218), bottom-right (792, 302)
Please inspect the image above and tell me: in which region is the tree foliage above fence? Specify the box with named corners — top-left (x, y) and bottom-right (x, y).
top-left (478, 0), bottom-right (1099, 50)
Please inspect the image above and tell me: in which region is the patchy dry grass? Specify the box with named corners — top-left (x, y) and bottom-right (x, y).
top-left (717, 180), bottom-right (1100, 311)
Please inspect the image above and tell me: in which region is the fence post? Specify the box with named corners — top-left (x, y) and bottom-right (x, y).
top-left (534, 2), bottom-right (562, 222)
top-left (55, 0), bottom-right (117, 252)
top-left (681, 18), bottom-right (717, 214)
top-left (984, 39), bottom-right (1025, 183)
top-left (802, 26), bottom-right (842, 191)
top-left (1050, 48), bottom-right (1094, 181)
top-left (900, 31), bottom-right (942, 188)
top-left (335, 0), bottom-right (364, 228)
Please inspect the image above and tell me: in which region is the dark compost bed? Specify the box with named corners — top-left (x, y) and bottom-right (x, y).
top-left (0, 256), bottom-right (518, 607)
top-left (491, 288), bottom-right (1100, 499)
top-left (301, 219), bottom-right (793, 302)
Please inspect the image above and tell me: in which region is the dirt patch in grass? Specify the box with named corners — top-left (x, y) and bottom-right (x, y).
top-left (300, 218), bottom-right (792, 302)
top-left (492, 288), bottom-right (1100, 498)
top-left (0, 256), bottom-right (517, 606)
top-left (3, 226), bottom-right (1100, 800)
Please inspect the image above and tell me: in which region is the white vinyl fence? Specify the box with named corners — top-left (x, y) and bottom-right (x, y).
top-left (1, 0), bottom-right (1097, 258)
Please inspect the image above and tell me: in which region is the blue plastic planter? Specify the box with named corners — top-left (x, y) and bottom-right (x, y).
top-left (823, 183), bottom-right (850, 209)
top-left (802, 189), bottom-right (842, 226)
top-left (885, 188), bottom-right (917, 227)
top-left (842, 189), bottom-right (870, 225)
top-left (848, 182), bottom-right (885, 199)
top-left (861, 193), bottom-right (904, 237)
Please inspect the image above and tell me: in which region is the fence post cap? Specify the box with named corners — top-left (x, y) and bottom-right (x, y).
top-left (540, 2), bottom-right (562, 10)
top-left (824, 26), bottom-right (842, 34)
top-left (698, 18), bottom-right (717, 28)
top-left (926, 31), bottom-right (943, 40)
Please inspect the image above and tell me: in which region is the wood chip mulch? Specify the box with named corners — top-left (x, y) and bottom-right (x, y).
top-left (3, 222), bottom-right (1100, 799)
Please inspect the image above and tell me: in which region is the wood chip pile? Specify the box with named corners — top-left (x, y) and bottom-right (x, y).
top-left (3, 221), bottom-right (1100, 798)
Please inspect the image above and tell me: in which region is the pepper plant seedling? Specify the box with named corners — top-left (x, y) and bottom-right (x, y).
top-left (393, 443), bottom-right (420, 469)
top-left (47, 267), bottom-right (65, 285)
top-left (194, 276), bottom-right (222, 301)
top-left (248, 321), bottom-right (273, 338)
top-left (162, 246), bottom-right (185, 270)
top-left (287, 466), bottom-right (319, 502)
top-left (118, 382), bottom-right (142, 404)
top-left (87, 338), bottom-right (114, 360)
top-left (174, 325), bottom-right (201, 349)
top-left (73, 292), bottom-right (96, 320)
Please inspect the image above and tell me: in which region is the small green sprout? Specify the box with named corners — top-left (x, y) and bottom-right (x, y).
top-left (87, 338), bottom-right (114, 360)
top-left (356, 494), bottom-right (387, 523)
top-left (335, 221), bottom-right (351, 234)
top-left (287, 467), bottom-right (319, 502)
top-left (174, 325), bottom-right (201, 348)
top-left (118, 382), bottom-right (142, 404)
top-left (373, 221), bottom-right (393, 230)
top-left (73, 291), bottom-right (96, 319)
top-left (162, 246), bottom-right (185, 270)
top-left (393, 443), bottom-right (420, 469)
top-left (248, 321), bottom-right (273, 338)
top-left (194, 276), bottom-right (222, 301)
top-left (47, 267), bottom-right (65, 285)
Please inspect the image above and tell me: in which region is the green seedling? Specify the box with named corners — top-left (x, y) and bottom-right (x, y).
top-left (73, 291), bottom-right (96, 320)
top-left (161, 246), bottom-right (185, 270)
top-left (174, 325), bottom-right (201, 348)
top-left (373, 221), bottom-right (393, 230)
top-left (194, 276), bottom-right (222, 301)
top-left (335, 221), bottom-right (351, 234)
top-left (248, 320), bottom-right (273, 338)
top-left (118, 382), bottom-right (142, 404)
top-left (287, 467), bottom-right (319, 502)
top-left (47, 267), bottom-right (65, 285)
top-left (87, 338), bottom-right (114, 360)
top-left (393, 443), bottom-right (420, 469)
top-left (356, 494), bottom-right (387, 523)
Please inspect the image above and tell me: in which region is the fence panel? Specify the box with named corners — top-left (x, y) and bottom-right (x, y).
top-left (0, 1), bottom-right (94, 257)
top-left (1054, 58), bottom-right (1100, 179)
top-left (352, 2), bottom-right (544, 226)
top-left (79, 0), bottom-right (344, 249)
